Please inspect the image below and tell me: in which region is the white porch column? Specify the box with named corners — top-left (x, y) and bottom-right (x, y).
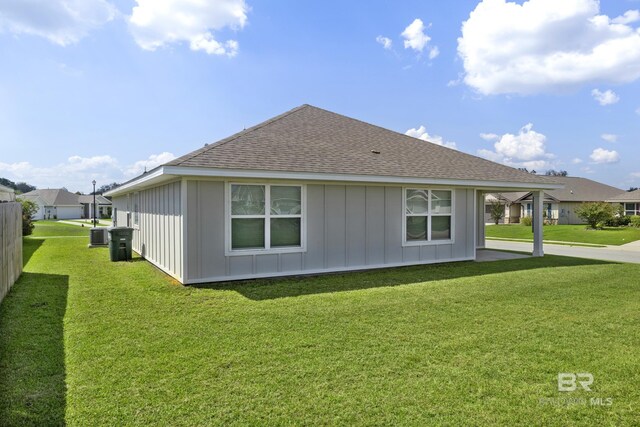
top-left (532, 190), bottom-right (544, 257)
top-left (476, 190), bottom-right (485, 249)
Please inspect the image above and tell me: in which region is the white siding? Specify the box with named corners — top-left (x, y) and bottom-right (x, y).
top-left (112, 181), bottom-right (183, 280)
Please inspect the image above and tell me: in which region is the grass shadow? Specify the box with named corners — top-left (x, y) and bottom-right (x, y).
top-left (193, 255), bottom-right (614, 301)
top-left (0, 272), bottom-right (68, 426)
top-left (22, 238), bottom-right (44, 267)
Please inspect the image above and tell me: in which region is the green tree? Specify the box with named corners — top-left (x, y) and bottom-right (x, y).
top-left (18, 198), bottom-right (38, 236)
top-left (575, 202), bottom-right (616, 230)
top-left (488, 199), bottom-right (505, 225)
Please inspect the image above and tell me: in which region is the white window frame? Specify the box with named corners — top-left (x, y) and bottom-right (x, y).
top-left (133, 192), bottom-right (140, 228)
top-left (624, 202), bottom-right (639, 216)
top-left (225, 182), bottom-right (307, 256)
top-left (402, 188), bottom-right (455, 246)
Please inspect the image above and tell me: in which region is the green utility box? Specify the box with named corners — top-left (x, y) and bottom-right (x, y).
top-left (108, 227), bottom-right (134, 262)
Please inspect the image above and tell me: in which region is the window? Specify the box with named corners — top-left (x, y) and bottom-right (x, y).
top-left (404, 189), bottom-right (453, 244)
top-left (133, 192), bottom-right (140, 226)
top-left (229, 184), bottom-right (304, 252)
top-left (625, 203), bottom-right (638, 216)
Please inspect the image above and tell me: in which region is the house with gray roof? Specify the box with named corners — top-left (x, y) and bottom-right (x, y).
top-left (0, 184), bottom-right (16, 202)
top-left (487, 176), bottom-right (623, 225)
top-left (78, 194), bottom-right (112, 219)
top-left (607, 189), bottom-right (640, 216)
top-left (106, 105), bottom-right (562, 284)
top-left (20, 188), bottom-right (84, 220)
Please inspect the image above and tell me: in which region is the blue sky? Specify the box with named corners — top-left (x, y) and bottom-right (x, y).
top-left (1, 0), bottom-right (639, 193)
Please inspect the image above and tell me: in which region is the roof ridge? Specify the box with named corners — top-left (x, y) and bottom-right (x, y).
top-left (169, 104), bottom-right (312, 166)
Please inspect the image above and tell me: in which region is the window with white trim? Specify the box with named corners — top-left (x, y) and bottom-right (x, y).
top-left (625, 202), bottom-right (639, 216)
top-left (230, 184), bottom-right (303, 251)
top-left (133, 192), bottom-right (140, 226)
top-left (404, 189), bottom-right (452, 243)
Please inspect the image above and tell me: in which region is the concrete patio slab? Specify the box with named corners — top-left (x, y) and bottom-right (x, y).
top-left (475, 249), bottom-right (531, 262)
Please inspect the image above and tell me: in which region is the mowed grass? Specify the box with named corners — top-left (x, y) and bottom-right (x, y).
top-left (1, 224), bottom-right (639, 425)
top-left (30, 221), bottom-right (91, 237)
top-left (486, 224), bottom-right (640, 246)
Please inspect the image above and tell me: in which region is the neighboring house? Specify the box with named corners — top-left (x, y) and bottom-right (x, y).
top-left (607, 189), bottom-right (640, 216)
top-left (106, 104), bottom-right (562, 284)
top-left (78, 195), bottom-right (112, 219)
top-left (484, 192), bottom-right (528, 224)
top-left (20, 189), bottom-right (84, 220)
top-left (487, 177), bottom-right (623, 225)
top-left (0, 184), bottom-right (16, 202)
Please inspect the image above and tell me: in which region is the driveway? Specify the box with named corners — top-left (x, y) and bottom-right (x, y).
top-left (486, 239), bottom-right (640, 264)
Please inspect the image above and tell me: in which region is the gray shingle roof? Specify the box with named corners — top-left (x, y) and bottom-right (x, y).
top-left (495, 176), bottom-right (623, 203)
top-left (20, 189), bottom-right (82, 206)
top-left (78, 195), bottom-right (112, 205)
top-left (166, 105), bottom-right (560, 185)
top-left (607, 189), bottom-right (640, 202)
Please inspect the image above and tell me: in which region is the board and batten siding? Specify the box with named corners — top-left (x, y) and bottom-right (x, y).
top-left (112, 181), bottom-right (183, 280)
top-left (184, 181), bottom-right (475, 284)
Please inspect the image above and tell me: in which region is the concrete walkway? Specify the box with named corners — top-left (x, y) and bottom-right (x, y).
top-left (486, 240), bottom-right (640, 264)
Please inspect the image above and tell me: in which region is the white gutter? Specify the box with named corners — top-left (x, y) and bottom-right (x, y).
top-left (106, 165), bottom-right (564, 197)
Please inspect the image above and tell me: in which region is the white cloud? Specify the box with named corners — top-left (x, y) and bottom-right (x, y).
top-left (590, 148), bottom-right (620, 164)
top-left (376, 35), bottom-right (392, 50)
top-left (477, 123), bottom-right (555, 170)
top-left (479, 133), bottom-right (499, 141)
top-left (401, 19), bottom-right (436, 54)
top-left (572, 158), bottom-right (583, 164)
top-left (612, 10), bottom-right (640, 25)
top-left (631, 172), bottom-right (640, 178)
top-left (405, 125), bottom-right (457, 149)
top-left (128, 0), bottom-right (248, 56)
top-left (458, 0), bottom-right (640, 95)
top-left (592, 89), bottom-right (620, 106)
top-left (600, 133), bottom-right (618, 143)
top-left (429, 46), bottom-right (440, 59)
top-left (0, 152), bottom-right (175, 193)
top-left (0, 0), bottom-right (116, 46)
top-left (125, 152), bottom-right (176, 176)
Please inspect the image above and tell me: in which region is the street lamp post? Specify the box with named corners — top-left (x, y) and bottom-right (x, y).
top-left (92, 180), bottom-right (97, 227)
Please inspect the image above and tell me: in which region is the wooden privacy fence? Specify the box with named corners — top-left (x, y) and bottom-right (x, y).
top-left (0, 202), bottom-right (22, 304)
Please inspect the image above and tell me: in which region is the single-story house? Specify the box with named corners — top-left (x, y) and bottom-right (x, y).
top-left (105, 105), bottom-right (562, 284)
top-left (0, 184), bottom-right (16, 202)
top-left (484, 192), bottom-right (528, 224)
top-left (486, 176), bottom-right (623, 225)
top-left (20, 188), bottom-right (84, 220)
top-left (607, 189), bottom-right (640, 216)
top-left (78, 194), bottom-right (112, 219)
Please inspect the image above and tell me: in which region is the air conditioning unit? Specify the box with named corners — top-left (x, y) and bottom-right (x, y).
top-left (90, 228), bottom-right (108, 246)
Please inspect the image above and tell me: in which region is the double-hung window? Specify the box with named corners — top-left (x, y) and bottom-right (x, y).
top-left (229, 184), bottom-right (304, 252)
top-left (404, 189), bottom-right (453, 244)
top-left (625, 203), bottom-right (638, 216)
top-left (133, 192), bottom-right (140, 227)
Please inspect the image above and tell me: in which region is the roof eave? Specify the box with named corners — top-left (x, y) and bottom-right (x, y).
top-left (106, 166), bottom-right (564, 197)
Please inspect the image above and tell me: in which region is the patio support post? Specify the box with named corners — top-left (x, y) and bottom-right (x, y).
top-left (476, 190), bottom-right (485, 249)
top-left (532, 190), bottom-right (544, 257)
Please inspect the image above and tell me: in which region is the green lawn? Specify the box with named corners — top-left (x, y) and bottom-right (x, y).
top-left (1, 224), bottom-right (639, 425)
top-left (486, 224), bottom-right (640, 246)
top-left (31, 221), bottom-right (91, 237)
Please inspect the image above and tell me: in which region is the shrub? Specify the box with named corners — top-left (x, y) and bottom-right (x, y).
top-left (488, 200), bottom-right (505, 225)
top-left (631, 215), bottom-right (640, 228)
top-left (575, 202), bottom-right (616, 229)
top-left (18, 198), bottom-right (38, 236)
top-left (605, 215), bottom-right (631, 227)
top-left (521, 217), bottom-right (532, 226)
